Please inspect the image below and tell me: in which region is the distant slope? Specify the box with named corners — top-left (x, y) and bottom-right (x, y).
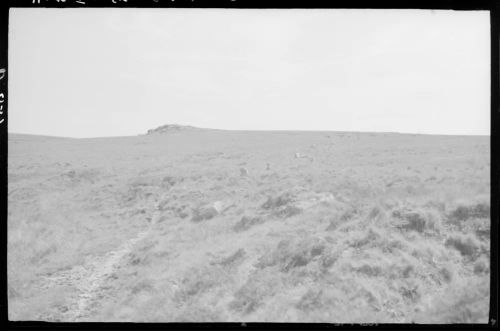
top-left (8, 126), bottom-right (490, 322)
top-left (9, 133), bottom-right (75, 141)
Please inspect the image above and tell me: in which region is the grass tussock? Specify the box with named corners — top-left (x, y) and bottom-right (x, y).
top-left (391, 207), bottom-right (441, 234)
top-left (444, 234), bottom-right (481, 260)
top-left (174, 264), bottom-right (234, 305)
top-left (211, 249), bottom-right (247, 267)
top-left (256, 237), bottom-right (327, 272)
top-left (260, 192), bottom-right (304, 218)
top-left (448, 201), bottom-right (490, 222)
top-left (349, 227), bottom-right (383, 249)
top-left (296, 288), bottom-right (335, 312)
top-left (228, 268), bottom-right (285, 315)
top-left (233, 216), bottom-right (265, 232)
top-left (261, 192), bottom-right (295, 210)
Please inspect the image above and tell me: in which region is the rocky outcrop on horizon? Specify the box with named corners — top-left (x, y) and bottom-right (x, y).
top-left (146, 124), bottom-right (199, 135)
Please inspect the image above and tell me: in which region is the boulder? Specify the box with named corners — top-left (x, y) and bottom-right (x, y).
top-left (191, 201), bottom-right (224, 222)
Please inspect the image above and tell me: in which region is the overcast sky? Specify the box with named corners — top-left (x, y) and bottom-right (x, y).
top-left (9, 8), bottom-right (490, 138)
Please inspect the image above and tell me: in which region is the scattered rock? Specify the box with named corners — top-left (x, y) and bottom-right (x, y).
top-left (240, 168), bottom-right (249, 177)
top-left (191, 206), bottom-right (219, 222)
top-left (191, 201), bottom-right (224, 222)
top-left (212, 201), bottom-right (224, 213)
top-left (294, 192), bottom-right (337, 209)
top-left (294, 152), bottom-right (314, 162)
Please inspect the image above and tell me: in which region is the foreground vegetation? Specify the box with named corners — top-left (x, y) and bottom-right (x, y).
top-left (8, 130), bottom-right (490, 322)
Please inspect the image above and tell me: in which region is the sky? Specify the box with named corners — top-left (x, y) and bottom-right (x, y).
top-left (9, 8), bottom-right (490, 138)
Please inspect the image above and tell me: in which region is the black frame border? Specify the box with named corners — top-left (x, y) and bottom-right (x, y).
top-left (1, 0), bottom-right (498, 330)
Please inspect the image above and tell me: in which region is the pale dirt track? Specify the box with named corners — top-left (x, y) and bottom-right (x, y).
top-left (38, 212), bottom-right (161, 322)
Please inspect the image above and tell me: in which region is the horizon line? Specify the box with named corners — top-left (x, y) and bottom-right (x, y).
top-left (7, 127), bottom-right (491, 139)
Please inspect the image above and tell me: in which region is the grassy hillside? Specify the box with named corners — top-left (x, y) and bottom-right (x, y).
top-left (8, 130), bottom-right (490, 322)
